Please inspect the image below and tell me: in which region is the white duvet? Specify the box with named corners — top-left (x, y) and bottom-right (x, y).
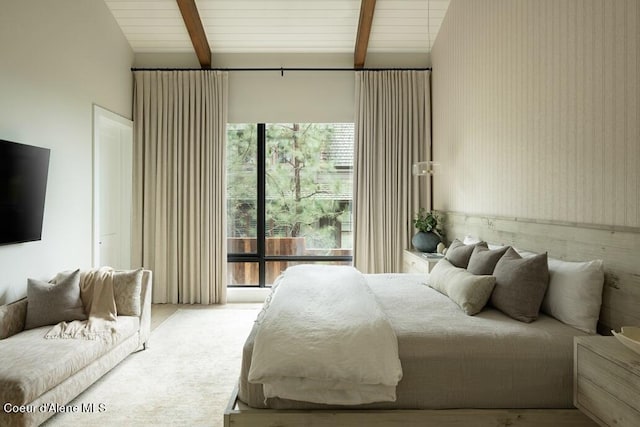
top-left (247, 265), bottom-right (403, 405)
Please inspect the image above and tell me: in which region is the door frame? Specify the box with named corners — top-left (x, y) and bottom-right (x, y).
top-left (92, 104), bottom-right (133, 269)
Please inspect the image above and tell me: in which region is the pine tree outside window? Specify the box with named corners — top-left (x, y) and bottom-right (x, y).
top-left (227, 123), bottom-right (354, 287)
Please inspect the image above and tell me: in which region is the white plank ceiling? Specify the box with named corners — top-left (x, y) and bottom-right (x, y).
top-left (104, 0), bottom-right (450, 54)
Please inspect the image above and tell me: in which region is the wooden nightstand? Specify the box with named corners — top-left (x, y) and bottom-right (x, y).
top-left (574, 336), bottom-right (640, 427)
top-left (401, 249), bottom-right (443, 274)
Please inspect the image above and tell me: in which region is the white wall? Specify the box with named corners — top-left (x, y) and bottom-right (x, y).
top-left (0, 0), bottom-right (133, 303)
top-left (134, 52), bottom-right (430, 123)
top-left (432, 0), bottom-right (640, 228)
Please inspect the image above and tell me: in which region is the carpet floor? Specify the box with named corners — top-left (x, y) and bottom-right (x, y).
top-left (43, 304), bottom-right (261, 427)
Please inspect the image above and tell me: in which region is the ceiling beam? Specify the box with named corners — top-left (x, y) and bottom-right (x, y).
top-left (354, 0), bottom-right (377, 69)
top-left (176, 0), bottom-right (211, 68)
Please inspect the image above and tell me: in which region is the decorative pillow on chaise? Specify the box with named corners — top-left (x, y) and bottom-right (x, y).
top-left (445, 239), bottom-right (488, 268)
top-left (51, 267), bottom-right (144, 318)
top-left (467, 245), bottom-right (510, 275)
top-left (428, 259), bottom-right (496, 315)
top-left (113, 268), bottom-right (144, 316)
top-left (490, 248), bottom-right (549, 323)
top-left (25, 269), bottom-right (86, 329)
top-left (541, 258), bottom-right (604, 334)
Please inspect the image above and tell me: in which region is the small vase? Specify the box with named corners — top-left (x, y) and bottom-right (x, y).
top-left (411, 231), bottom-right (441, 253)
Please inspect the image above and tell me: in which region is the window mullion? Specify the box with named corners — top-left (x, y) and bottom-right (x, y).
top-left (257, 123), bottom-right (266, 287)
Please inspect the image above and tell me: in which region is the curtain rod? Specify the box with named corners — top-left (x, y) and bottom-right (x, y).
top-left (131, 66), bottom-right (431, 74)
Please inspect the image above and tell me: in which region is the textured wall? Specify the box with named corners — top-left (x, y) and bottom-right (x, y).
top-left (432, 0), bottom-right (639, 228)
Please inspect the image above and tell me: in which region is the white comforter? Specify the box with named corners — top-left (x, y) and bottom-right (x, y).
top-left (247, 265), bottom-right (403, 405)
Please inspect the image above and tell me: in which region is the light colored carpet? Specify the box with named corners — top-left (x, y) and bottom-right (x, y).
top-left (44, 304), bottom-right (261, 427)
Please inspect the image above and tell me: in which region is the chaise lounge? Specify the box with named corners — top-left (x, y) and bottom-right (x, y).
top-left (0, 269), bottom-right (152, 427)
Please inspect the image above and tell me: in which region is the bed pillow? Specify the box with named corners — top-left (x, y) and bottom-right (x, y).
top-left (463, 235), bottom-right (505, 250)
top-left (467, 245), bottom-right (510, 275)
top-left (25, 269), bottom-right (86, 329)
top-left (541, 258), bottom-right (604, 334)
top-left (113, 268), bottom-right (144, 316)
top-left (428, 259), bottom-right (496, 315)
top-left (491, 248), bottom-right (549, 323)
top-left (463, 235), bottom-right (481, 245)
top-left (445, 239), bottom-right (488, 268)
top-left (514, 247), bottom-right (538, 258)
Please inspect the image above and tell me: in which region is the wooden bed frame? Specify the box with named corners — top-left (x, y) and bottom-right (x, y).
top-left (224, 212), bottom-right (640, 427)
top-left (224, 386), bottom-right (594, 427)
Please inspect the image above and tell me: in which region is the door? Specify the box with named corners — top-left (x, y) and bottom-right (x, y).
top-left (93, 105), bottom-right (133, 269)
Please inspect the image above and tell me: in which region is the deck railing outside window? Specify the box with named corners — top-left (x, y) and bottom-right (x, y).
top-left (227, 123), bottom-right (354, 287)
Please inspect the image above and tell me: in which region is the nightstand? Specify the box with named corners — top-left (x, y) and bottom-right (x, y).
top-left (401, 249), bottom-right (443, 274)
top-left (574, 336), bottom-right (640, 427)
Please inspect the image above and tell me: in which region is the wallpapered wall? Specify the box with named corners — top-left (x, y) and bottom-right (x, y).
top-left (431, 0), bottom-right (639, 228)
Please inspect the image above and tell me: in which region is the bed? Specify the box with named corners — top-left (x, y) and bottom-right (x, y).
top-left (239, 272), bottom-right (586, 410)
top-left (225, 213), bottom-right (640, 427)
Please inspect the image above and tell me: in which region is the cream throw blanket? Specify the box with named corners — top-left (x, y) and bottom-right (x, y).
top-left (46, 267), bottom-right (119, 342)
top-left (248, 265), bottom-right (403, 405)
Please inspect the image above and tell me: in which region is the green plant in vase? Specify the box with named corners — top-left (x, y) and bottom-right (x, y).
top-left (411, 209), bottom-right (444, 253)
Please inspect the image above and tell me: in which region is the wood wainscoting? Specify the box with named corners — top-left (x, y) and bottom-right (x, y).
top-left (442, 211), bottom-right (640, 335)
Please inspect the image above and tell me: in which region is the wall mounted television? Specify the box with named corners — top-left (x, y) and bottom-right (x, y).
top-left (0, 139), bottom-right (51, 245)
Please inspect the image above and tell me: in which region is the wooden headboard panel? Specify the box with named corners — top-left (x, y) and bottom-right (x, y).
top-left (443, 212), bottom-right (640, 335)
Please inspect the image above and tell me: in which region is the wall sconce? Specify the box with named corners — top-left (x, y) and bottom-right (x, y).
top-left (412, 161), bottom-right (439, 176)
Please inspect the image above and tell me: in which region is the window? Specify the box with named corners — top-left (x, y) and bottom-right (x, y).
top-left (227, 123), bottom-right (354, 287)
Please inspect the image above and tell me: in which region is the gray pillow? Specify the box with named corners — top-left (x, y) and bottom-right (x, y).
top-left (428, 259), bottom-right (496, 315)
top-left (467, 245), bottom-right (510, 275)
top-left (490, 247), bottom-right (549, 323)
top-left (445, 239), bottom-right (488, 268)
top-left (113, 269), bottom-right (143, 316)
top-left (25, 269), bottom-right (86, 329)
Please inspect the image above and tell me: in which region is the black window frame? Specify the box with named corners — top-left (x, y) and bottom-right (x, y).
top-left (227, 123), bottom-right (353, 288)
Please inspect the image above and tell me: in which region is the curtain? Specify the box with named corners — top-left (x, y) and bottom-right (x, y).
top-left (132, 70), bottom-right (228, 304)
top-left (353, 70), bottom-right (431, 273)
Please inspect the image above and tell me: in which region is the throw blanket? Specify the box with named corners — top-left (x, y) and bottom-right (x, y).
top-left (248, 265), bottom-right (403, 405)
top-left (46, 267), bottom-right (119, 342)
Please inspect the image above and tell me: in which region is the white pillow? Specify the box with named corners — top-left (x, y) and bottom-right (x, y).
top-left (463, 235), bottom-right (480, 245)
top-left (428, 259), bottom-right (496, 316)
top-left (463, 235), bottom-right (504, 250)
top-left (541, 258), bottom-right (604, 334)
top-left (514, 247), bottom-right (538, 258)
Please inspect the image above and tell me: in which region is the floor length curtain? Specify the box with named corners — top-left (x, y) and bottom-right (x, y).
top-left (354, 70), bottom-right (431, 273)
top-left (132, 70), bottom-right (228, 304)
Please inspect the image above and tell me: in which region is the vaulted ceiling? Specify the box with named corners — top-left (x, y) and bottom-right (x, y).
top-left (104, 0), bottom-right (450, 68)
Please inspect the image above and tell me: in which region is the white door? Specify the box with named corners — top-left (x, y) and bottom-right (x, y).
top-left (93, 105), bottom-right (133, 269)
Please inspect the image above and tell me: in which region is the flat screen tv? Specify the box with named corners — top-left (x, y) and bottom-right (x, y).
top-left (0, 139), bottom-right (51, 245)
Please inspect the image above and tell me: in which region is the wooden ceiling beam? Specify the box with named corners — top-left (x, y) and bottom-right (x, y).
top-left (176, 0), bottom-right (211, 68)
top-left (354, 0), bottom-right (377, 69)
